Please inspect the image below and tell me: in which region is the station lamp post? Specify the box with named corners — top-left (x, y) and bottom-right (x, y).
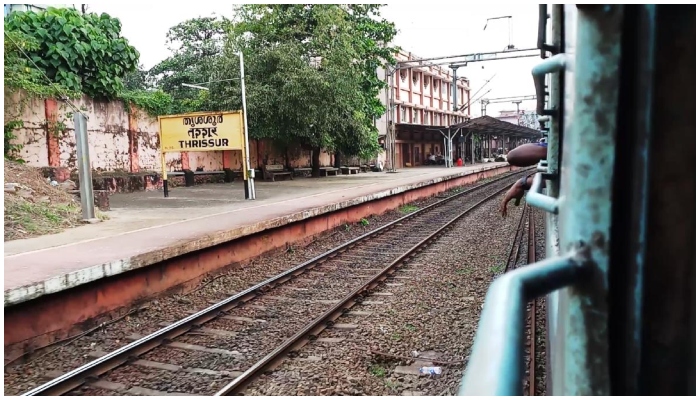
top-left (181, 52), bottom-right (255, 200)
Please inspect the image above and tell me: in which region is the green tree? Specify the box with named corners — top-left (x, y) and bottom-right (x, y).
top-left (146, 6), bottom-right (397, 172)
top-left (5, 7), bottom-right (139, 99)
top-left (3, 29), bottom-right (78, 160)
top-left (122, 64), bottom-right (150, 91)
top-left (336, 5), bottom-right (398, 163)
top-left (227, 4), bottom-right (397, 175)
top-left (148, 16), bottom-right (232, 114)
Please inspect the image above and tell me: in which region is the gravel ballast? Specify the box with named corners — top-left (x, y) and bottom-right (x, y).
top-left (245, 198), bottom-right (546, 396)
top-left (4, 173), bottom-right (514, 396)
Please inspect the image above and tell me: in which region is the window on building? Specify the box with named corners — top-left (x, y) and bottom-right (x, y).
top-left (442, 82), bottom-right (447, 94)
top-left (424, 76), bottom-right (430, 89)
top-left (424, 110), bottom-right (429, 124)
top-left (412, 72), bottom-right (419, 86)
top-left (413, 108), bottom-right (419, 124)
top-left (400, 70), bottom-right (407, 82)
top-left (401, 106), bottom-right (407, 122)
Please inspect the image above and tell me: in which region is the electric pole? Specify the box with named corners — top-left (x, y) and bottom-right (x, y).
top-left (480, 95), bottom-right (536, 116)
top-left (512, 100), bottom-right (522, 126)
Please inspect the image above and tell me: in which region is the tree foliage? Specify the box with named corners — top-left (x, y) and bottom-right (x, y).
top-left (3, 28), bottom-right (75, 161)
top-left (226, 4), bottom-right (398, 171)
top-left (3, 29), bottom-right (74, 98)
top-left (5, 7), bottom-right (139, 99)
top-left (122, 64), bottom-right (150, 91)
top-left (229, 6), bottom-right (356, 144)
top-left (148, 16), bottom-right (231, 114)
top-left (338, 4), bottom-right (398, 158)
top-left (145, 6), bottom-right (398, 170)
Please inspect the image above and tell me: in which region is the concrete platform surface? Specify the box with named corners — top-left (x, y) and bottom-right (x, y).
top-left (4, 164), bottom-right (509, 306)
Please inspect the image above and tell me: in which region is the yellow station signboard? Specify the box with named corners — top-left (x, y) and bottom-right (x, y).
top-left (158, 110), bottom-right (250, 192)
top-left (158, 111), bottom-right (244, 152)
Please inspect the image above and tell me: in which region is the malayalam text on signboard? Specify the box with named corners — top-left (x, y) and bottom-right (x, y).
top-left (159, 111), bottom-right (244, 152)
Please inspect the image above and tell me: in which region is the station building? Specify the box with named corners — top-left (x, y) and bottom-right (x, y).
top-left (375, 50), bottom-right (541, 169)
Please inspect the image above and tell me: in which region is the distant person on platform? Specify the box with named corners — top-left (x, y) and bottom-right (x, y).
top-left (428, 153), bottom-right (437, 165)
top-left (375, 156), bottom-right (384, 172)
top-left (499, 140), bottom-right (548, 217)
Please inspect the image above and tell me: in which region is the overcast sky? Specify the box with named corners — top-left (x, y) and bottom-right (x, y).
top-left (89, 2), bottom-right (540, 116)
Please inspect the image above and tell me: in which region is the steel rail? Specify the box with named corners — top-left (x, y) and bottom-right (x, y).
top-left (527, 207), bottom-right (537, 396)
top-left (500, 203), bottom-right (538, 396)
top-left (22, 166), bottom-right (532, 396)
top-left (504, 205), bottom-right (540, 396)
top-left (215, 180), bottom-right (517, 395)
top-left (505, 204), bottom-right (529, 273)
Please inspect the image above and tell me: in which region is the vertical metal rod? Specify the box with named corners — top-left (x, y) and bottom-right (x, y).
top-left (389, 66), bottom-right (397, 172)
top-left (546, 4), bottom-right (562, 199)
top-left (543, 56), bottom-right (559, 395)
top-left (554, 5), bottom-right (623, 395)
top-left (384, 67), bottom-right (391, 171)
top-left (447, 67), bottom-right (458, 171)
top-left (239, 52), bottom-right (255, 200)
top-left (488, 133), bottom-right (491, 159)
top-left (161, 152), bottom-right (169, 198)
top-left (543, 11), bottom-right (562, 371)
top-left (73, 112), bottom-right (95, 221)
top-left (471, 132), bottom-right (475, 164)
top-left (443, 136), bottom-right (447, 167)
top-left (451, 66), bottom-right (459, 114)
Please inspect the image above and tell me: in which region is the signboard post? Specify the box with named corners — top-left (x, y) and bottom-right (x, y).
top-left (239, 51), bottom-right (255, 200)
top-left (73, 112), bottom-right (97, 221)
top-left (158, 110), bottom-right (254, 198)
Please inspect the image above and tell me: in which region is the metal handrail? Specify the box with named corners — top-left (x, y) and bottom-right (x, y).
top-left (526, 172), bottom-right (559, 214)
top-left (532, 54), bottom-right (568, 115)
top-left (458, 251), bottom-right (590, 396)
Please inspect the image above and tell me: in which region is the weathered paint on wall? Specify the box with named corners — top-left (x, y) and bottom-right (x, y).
top-left (5, 94), bottom-right (48, 166)
top-left (5, 91), bottom-right (340, 174)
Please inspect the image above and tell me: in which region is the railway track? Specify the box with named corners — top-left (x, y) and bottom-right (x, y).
top-left (503, 202), bottom-right (541, 396)
top-left (22, 167), bottom-right (532, 397)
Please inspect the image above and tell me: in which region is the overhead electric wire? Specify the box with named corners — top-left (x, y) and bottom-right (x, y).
top-left (459, 73), bottom-right (496, 112)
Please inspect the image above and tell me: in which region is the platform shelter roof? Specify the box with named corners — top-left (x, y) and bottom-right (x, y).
top-left (449, 116), bottom-right (541, 139)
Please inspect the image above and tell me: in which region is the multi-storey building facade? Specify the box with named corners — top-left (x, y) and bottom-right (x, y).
top-left (375, 50), bottom-right (472, 168)
top-left (377, 50), bottom-right (471, 137)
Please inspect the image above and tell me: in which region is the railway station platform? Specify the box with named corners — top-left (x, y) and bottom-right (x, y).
top-left (4, 163), bottom-right (513, 308)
